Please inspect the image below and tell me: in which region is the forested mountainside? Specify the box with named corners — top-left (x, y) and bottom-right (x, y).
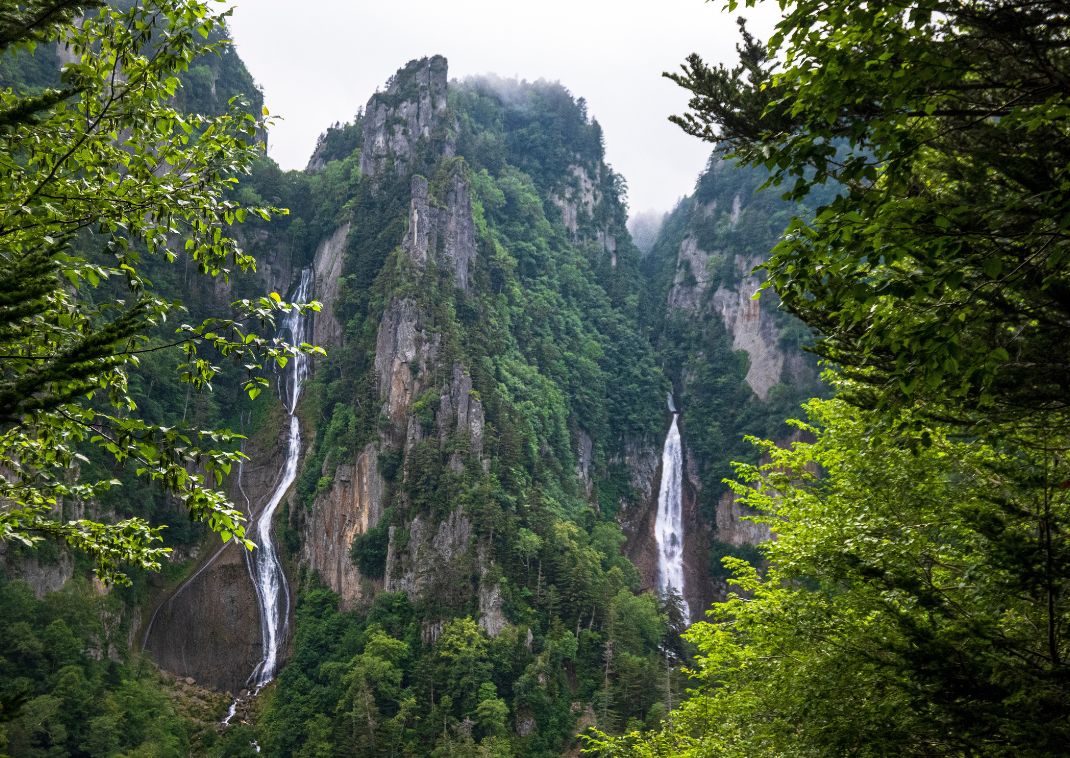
top-left (7, 1), bottom-right (1070, 756)
top-left (200, 56), bottom-right (680, 756)
top-left (0, 19), bottom-right (817, 758)
top-left (636, 157), bottom-right (829, 593)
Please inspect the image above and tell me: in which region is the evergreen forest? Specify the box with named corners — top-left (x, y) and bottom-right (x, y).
top-left (1, 1), bottom-right (1068, 757)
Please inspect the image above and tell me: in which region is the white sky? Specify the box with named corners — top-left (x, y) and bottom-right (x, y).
top-left (225, 0), bottom-right (781, 215)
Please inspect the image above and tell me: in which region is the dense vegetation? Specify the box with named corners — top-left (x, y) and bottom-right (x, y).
top-left (249, 68), bottom-right (682, 756)
top-left (592, 0), bottom-right (1070, 755)
top-left (0, 0), bottom-right (317, 583)
top-left (7, 0), bottom-right (1065, 756)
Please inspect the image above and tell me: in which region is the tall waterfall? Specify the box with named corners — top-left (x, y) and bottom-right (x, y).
top-left (246, 267), bottom-right (313, 688)
top-left (655, 412), bottom-right (690, 623)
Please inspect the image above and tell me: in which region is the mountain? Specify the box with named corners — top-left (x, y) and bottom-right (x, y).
top-left (0, 37), bottom-right (821, 757)
top-left (637, 157), bottom-right (828, 594)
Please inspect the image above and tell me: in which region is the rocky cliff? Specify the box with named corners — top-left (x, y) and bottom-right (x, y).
top-left (360, 55), bottom-right (450, 180)
top-left (639, 157), bottom-right (823, 601)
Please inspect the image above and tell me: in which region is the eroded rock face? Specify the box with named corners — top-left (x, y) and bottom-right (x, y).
top-left (437, 363), bottom-right (486, 470)
top-left (311, 223), bottom-right (351, 349)
top-left (384, 506), bottom-right (473, 600)
top-left (441, 170), bottom-right (477, 291)
top-left (620, 440), bottom-right (661, 593)
top-left (405, 176), bottom-right (436, 268)
top-left (0, 548), bottom-right (72, 598)
top-left (667, 230), bottom-right (787, 399)
top-left (575, 430), bottom-right (594, 498)
top-left (401, 171), bottom-right (478, 290)
top-left (375, 297), bottom-right (437, 433)
top-left (714, 490), bottom-right (771, 547)
top-left (360, 55), bottom-right (449, 180)
top-left (667, 235), bottom-right (711, 313)
top-left (142, 407), bottom-right (291, 693)
top-left (478, 581), bottom-right (507, 637)
top-left (550, 164), bottom-right (600, 238)
top-left (712, 255), bottom-right (785, 401)
top-left (141, 540), bottom-right (262, 693)
top-left (302, 444), bottom-right (384, 609)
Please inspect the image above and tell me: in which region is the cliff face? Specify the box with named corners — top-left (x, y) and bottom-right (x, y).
top-left (640, 157), bottom-right (823, 602)
top-left (295, 61), bottom-right (493, 619)
top-left (302, 444), bottom-right (383, 608)
top-left (142, 406), bottom-right (291, 693)
top-left (284, 60), bottom-right (667, 678)
top-left (360, 55), bottom-right (450, 180)
top-left (311, 223), bottom-right (351, 348)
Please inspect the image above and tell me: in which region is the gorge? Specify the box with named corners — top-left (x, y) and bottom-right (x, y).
top-left (0, 31), bottom-right (818, 758)
top-left (5, 2), bottom-right (1068, 755)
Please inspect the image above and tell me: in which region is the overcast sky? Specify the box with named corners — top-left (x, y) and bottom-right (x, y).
top-left (225, 0), bottom-right (781, 216)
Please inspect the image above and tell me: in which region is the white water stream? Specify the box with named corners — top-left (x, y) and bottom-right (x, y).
top-left (224, 268), bottom-right (313, 724)
top-left (655, 406), bottom-right (690, 623)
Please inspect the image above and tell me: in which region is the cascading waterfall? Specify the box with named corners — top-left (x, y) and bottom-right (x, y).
top-left (224, 268), bottom-right (313, 725)
top-left (249, 267), bottom-right (313, 685)
top-left (655, 397), bottom-right (690, 623)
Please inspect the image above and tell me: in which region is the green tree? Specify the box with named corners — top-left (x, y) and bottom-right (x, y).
top-left (584, 1), bottom-right (1070, 755)
top-left (669, 0), bottom-right (1070, 427)
top-left (589, 399), bottom-right (1070, 756)
top-left (0, 0), bottom-right (321, 583)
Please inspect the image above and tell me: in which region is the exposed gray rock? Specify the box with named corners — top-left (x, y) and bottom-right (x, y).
top-left (624, 440), bottom-right (659, 504)
top-left (404, 175), bottom-right (436, 268)
top-left (0, 548), bottom-right (72, 598)
top-left (421, 619), bottom-right (445, 646)
top-left (575, 429), bottom-right (594, 498)
top-left (384, 506), bottom-right (472, 601)
top-left (360, 55), bottom-right (449, 180)
top-left (550, 164), bottom-right (600, 238)
top-left (441, 169), bottom-right (477, 291)
top-left (303, 444), bottom-right (384, 609)
top-left (478, 581), bottom-right (507, 637)
top-left (375, 298), bottom-right (441, 431)
top-left (401, 170), bottom-right (477, 290)
top-left (666, 226), bottom-right (787, 399)
top-left (311, 223), bottom-right (350, 349)
top-left (141, 540), bottom-right (262, 693)
top-left (714, 490), bottom-right (771, 547)
top-left (712, 254), bottom-right (784, 400)
top-left (667, 235), bottom-right (712, 313)
top-left (437, 363), bottom-right (485, 465)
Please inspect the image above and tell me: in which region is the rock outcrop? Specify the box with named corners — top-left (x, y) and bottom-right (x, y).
top-left (550, 164), bottom-right (600, 238)
top-left (141, 540), bottom-right (263, 693)
top-left (400, 171), bottom-right (478, 290)
top-left (302, 444), bottom-right (384, 609)
top-left (360, 55), bottom-right (450, 180)
top-left (311, 223), bottom-right (351, 348)
top-left (440, 169), bottom-right (477, 291)
top-left (712, 254), bottom-right (785, 401)
top-left (384, 506), bottom-right (473, 600)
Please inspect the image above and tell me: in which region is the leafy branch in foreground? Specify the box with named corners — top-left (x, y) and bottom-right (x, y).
top-left (0, 0), bottom-right (321, 584)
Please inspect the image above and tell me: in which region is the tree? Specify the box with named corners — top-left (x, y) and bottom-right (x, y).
top-left (586, 2), bottom-right (1070, 754)
top-left (588, 399), bottom-right (1070, 756)
top-left (668, 0), bottom-right (1070, 429)
top-left (0, 1), bottom-right (320, 583)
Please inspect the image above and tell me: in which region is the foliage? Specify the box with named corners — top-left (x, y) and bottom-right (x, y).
top-left (596, 1), bottom-right (1070, 753)
top-left (591, 398), bottom-right (1070, 756)
top-left (669, 0), bottom-right (1070, 427)
top-left (0, 0), bottom-right (321, 584)
top-left (0, 576), bottom-right (228, 756)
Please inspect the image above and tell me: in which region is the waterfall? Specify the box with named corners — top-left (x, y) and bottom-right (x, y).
top-left (655, 412), bottom-right (690, 623)
top-left (241, 268), bottom-right (313, 695)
